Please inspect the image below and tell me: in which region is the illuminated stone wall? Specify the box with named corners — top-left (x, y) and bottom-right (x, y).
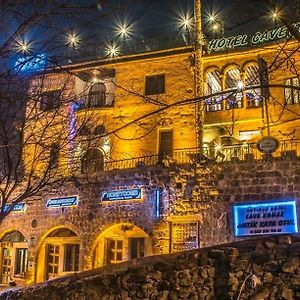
top-left (2, 153), bottom-right (300, 285)
top-left (2, 235), bottom-right (300, 300)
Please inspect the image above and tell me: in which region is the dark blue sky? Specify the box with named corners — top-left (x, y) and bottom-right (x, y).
top-left (2, 0), bottom-right (298, 68)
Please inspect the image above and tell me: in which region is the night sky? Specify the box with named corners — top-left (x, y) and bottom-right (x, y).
top-left (1, 0), bottom-right (299, 66)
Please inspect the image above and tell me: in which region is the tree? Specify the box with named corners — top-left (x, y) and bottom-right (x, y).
top-left (0, 0), bottom-right (137, 224)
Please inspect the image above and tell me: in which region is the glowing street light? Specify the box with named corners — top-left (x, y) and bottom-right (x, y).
top-left (237, 81), bottom-right (244, 90)
top-left (15, 38), bottom-right (32, 54)
top-left (115, 21), bottom-right (132, 39)
top-left (212, 23), bottom-right (219, 31)
top-left (106, 43), bottom-right (120, 57)
top-left (208, 14), bottom-right (216, 23)
top-left (177, 13), bottom-right (193, 31)
top-left (66, 32), bottom-right (80, 48)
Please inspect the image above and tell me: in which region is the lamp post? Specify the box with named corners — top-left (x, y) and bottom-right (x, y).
top-left (194, 0), bottom-right (204, 152)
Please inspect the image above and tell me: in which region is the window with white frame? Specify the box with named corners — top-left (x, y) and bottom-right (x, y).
top-left (285, 77), bottom-right (300, 104)
top-left (205, 70), bottom-right (222, 112)
top-left (224, 68), bottom-right (243, 109)
top-left (244, 65), bottom-right (262, 108)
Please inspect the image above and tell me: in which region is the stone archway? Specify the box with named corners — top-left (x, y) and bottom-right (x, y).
top-left (36, 227), bottom-right (81, 283)
top-left (0, 230), bottom-right (27, 286)
top-left (92, 223), bottom-right (152, 268)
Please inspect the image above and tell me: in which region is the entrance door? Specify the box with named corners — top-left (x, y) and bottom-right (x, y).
top-left (129, 238), bottom-right (145, 260)
top-left (46, 244), bottom-right (60, 280)
top-left (159, 130), bottom-right (173, 161)
top-left (1, 248), bottom-right (12, 284)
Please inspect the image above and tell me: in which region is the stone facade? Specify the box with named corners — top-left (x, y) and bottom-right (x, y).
top-left (2, 235), bottom-right (300, 299)
top-left (1, 153), bottom-right (300, 286)
top-left (1, 32), bottom-right (300, 288)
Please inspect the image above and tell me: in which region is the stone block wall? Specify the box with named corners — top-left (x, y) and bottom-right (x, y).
top-left (1, 155), bottom-right (300, 286)
top-left (2, 235), bottom-right (300, 300)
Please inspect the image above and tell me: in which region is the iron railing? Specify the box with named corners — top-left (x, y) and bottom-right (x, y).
top-left (83, 140), bottom-right (300, 174)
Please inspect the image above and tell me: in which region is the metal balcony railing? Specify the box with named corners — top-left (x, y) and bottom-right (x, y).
top-left (82, 140), bottom-right (300, 174)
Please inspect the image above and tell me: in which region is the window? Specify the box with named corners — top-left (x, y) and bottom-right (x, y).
top-left (1, 248), bottom-right (12, 284)
top-left (205, 70), bottom-right (222, 112)
top-left (129, 238), bottom-right (145, 260)
top-left (15, 248), bottom-right (28, 277)
top-left (64, 244), bottom-right (79, 272)
top-left (78, 125), bottom-right (91, 136)
top-left (158, 130), bottom-right (173, 161)
top-left (285, 77), bottom-right (300, 104)
top-left (244, 65), bottom-right (262, 108)
top-left (106, 239), bottom-right (123, 264)
top-left (47, 244), bottom-right (60, 279)
top-left (224, 68), bottom-right (243, 109)
top-left (145, 74), bottom-right (165, 95)
top-left (49, 143), bottom-right (59, 168)
top-left (81, 149), bottom-right (104, 174)
top-left (94, 125), bottom-right (106, 135)
top-left (40, 90), bottom-right (61, 111)
top-left (88, 83), bottom-right (106, 108)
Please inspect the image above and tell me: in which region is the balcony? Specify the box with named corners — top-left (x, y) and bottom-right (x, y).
top-left (84, 139), bottom-right (300, 174)
top-left (75, 95), bottom-right (114, 111)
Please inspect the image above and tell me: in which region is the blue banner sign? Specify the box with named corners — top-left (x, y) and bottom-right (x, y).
top-left (102, 188), bottom-right (142, 201)
top-left (4, 203), bottom-right (26, 212)
top-left (233, 201), bottom-right (298, 237)
top-left (46, 196), bottom-right (78, 208)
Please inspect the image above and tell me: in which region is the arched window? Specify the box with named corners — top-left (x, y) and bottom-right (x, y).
top-left (81, 149), bottom-right (104, 174)
top-left (1, 231), bottom-right (26, 243)
top-left (244, 65), bottom-right (262, 108)
top-left (48, 228), bottom-right (77, 237)
top-left (94, 125), bottom-right (106, 135)
top-left (224, 67), bottom-right (243, 109)
top-left (205, 69), bottom-right (222, 112)
top-left (78, 125), bottom-right (91, 136)
top-left (88, 83), bottom-right (106, 108)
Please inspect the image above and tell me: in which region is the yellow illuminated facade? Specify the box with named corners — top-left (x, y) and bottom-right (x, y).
top-left (1, 33), bottom-right (300, 288)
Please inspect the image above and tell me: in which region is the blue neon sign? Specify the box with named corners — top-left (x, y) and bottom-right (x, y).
top-left (233, 200), bottom-right (298, 237)
top-left (15, 53), bottom-right (47, 73)
top-left (4, 203), bottom-right (26, 212)
top-left (46, 196), bottom-right (78, 208)
top-left (102, 189), bottom-right (142, 201)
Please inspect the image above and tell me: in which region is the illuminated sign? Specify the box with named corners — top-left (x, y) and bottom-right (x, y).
top-left (102, 188), bottom-right (142, 201)
top-left (4, 203), bottom-right (26, 212)
top-left (208, 22), bottom-right (300, 52)
top-left (233, 201), bottom-right (298, 237)
top-left (46, 196), bottom-right (78, 208)
top-left (15, 53), bottom-right (47, 73)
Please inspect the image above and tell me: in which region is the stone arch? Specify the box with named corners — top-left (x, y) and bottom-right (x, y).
top-left (81, 148), bottom-right (105, 174)
top-left (0, 229), bottom-right (28, 285)
top-left (223, 64), bottom-right (243, 109)
top-left (94, 124), bottom-right (106, 135)
top-left (243, 61), bottom-right (262, 108)
top-left (0, 227), bottom-right (27, 241)
top-left (241, 60), bottom-right (258, 70)
top-left (221, 63), bottom-right (241, 75)
top-left (204, 67), bottom-right (223, 112)
top-left (204, 65), bottom-right (221, 77)
top-left (91, 222), bottom-right (152, 269)
top-left (35, 225), bottom-right (82, 283)
top-left (88, 82), bottom-right (107, 108)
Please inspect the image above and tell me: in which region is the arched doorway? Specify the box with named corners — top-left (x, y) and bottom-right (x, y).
top-left (0, 230), bottom-right (27, 285)
top-left (36, 227), bottom-right (80, 282)
top-left (92, 223), bottom-right (152, 268)
top-left (81, 148), bottom-right (104, 174)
